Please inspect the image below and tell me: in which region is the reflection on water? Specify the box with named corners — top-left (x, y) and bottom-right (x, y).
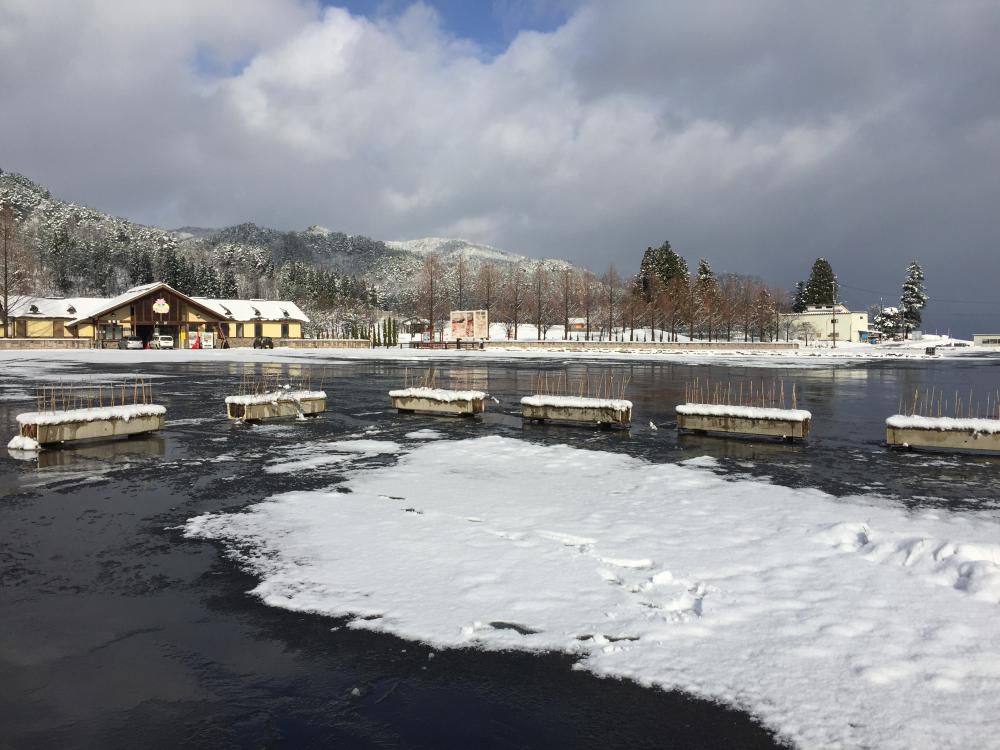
top-left (676, 433), bottom-right (808, 461)
top-left (6, 434), bottom-right (167, 470)
top-left (32, 434), bottom-right (167, 469)
top-left (448, 367), bottom-right (489, 391)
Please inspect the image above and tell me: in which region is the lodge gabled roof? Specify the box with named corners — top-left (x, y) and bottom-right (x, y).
top-left (66, 281), bottom-right (226, 327)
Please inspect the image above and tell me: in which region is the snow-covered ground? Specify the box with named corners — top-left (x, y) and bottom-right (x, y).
top-left (186, 435), bottom-right (1000, 750)
top-left (0, 333), bottom-right (984, 376)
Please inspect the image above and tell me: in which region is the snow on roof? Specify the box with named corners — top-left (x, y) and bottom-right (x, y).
top-left (7, 295), bottom-right (108, 319)
top-left (65, 282), bottom-right (179, 326)
top-left (192, 297), bottom-right (309, 323)
top-left (7, 282), bottom-right (308, 326)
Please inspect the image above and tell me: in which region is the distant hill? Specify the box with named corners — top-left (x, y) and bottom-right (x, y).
top-left (0, 168), bottom-right (582, 316)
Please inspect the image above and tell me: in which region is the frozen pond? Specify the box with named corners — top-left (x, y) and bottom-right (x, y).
top-left (2, 352), bottom-right (999, 748)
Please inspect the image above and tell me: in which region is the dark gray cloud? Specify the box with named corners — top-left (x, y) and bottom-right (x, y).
top-left (1, 0), bottom-right (998, 333)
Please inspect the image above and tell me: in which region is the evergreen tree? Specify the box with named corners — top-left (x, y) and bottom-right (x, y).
top-left (871, 306), bottom-right (902, 339)
top-left (652, 240), bottom-right (688, 286)
top-left (803, 258), bottom-right (836, 306)
top-left (637, 246), bottom-right (656, 302)
top-left (791, 281), bottom-right (807, 313)
top-left (200, 264), bottom-right (221, 297)
top-left (899, 260), bottom-right (927, 337)
top-left (694, 258), bottom-right (719, 340)
top-left (219, 266), bottom-right (238, 297)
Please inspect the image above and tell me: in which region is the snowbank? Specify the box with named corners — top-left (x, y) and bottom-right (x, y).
top-left (224, 390), bottom-right (326, 406)
top-left (886, 415), bottom-right (1000, 434)
top-left (16, 404), bottom-right (166, 426)
top-left (520, 395), bottom-right (632, 413)
top-left (388, 387), bottom-right (486, 402)
top-left (185, 436), bottom-right (1000, 749)
top-left (676, 403), bottom-right (812, 421)
top-left (7, 435), bottom-right (40, 450)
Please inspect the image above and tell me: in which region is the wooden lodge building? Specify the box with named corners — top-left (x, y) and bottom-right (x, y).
top-left (0, 282), bottom-right (308, 347)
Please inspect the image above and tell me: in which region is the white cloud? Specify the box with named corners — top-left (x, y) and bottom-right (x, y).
top-left (1, 0), bottom-right (999, 330)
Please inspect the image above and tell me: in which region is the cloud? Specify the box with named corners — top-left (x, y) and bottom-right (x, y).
top-left (1, 0), bottom-right (998, 331)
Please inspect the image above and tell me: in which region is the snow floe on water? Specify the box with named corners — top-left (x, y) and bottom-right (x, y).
top-left (185, 436), bottom-right (1000, 749)
top-left (263, 439), bottom-right (403, 474)
top-left (404, 429), bottom-right (444, 440)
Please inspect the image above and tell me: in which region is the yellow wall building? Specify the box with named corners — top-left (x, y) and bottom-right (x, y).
top-left (1, 282), bottom-right (308, 347)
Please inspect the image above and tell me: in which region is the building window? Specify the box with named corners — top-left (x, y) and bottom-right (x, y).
top-left (236, 323), bottom-right (244, 338)
top-left (254, 322), bottom-right (262, 337)
top-left (281, 322), bottom-right (289, 338)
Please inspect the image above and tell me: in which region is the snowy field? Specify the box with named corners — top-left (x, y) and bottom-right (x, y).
top-left (0, 334), bottom-right (984, 376)
top-left (186, 435), bottom-right (1000, 750)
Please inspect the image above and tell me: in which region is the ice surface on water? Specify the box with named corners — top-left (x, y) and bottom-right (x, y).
top-left (187, 436), bottom-right (1000, 749)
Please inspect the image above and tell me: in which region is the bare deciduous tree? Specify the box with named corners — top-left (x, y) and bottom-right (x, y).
top-left (602, 265), bottom-right (621, 341)
top-left (416, 253), bottom-right (444, 341)
top-left (453, 254), bottom-right (468, 310)
top-left (578, 269), bottom-right (598, 341)
top-left (529, 262), bottom-right (556, 340)
top-left (475, 261), bottom-right (500, 320)
top-left (0, 202), bottom-right (34, 338)
top-left (499, 263), bottom-right (527, 339)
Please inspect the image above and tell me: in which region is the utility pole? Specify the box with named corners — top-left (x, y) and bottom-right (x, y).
top-left (830, 279), bottom-right (838, 348)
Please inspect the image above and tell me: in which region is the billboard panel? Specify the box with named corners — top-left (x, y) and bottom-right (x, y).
top-left (450, 310), bottom-right (489, 340)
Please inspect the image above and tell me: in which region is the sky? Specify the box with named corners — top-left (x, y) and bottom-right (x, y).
top-left (1, 0), bottom-right (998, 335)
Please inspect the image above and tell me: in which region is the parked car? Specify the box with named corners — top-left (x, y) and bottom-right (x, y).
top-left (252, 336), bottom-right (274, 349)
top-left (152, 334), bottom-right (174, 349)
top-left (118, 335), bottom-right (144, 350)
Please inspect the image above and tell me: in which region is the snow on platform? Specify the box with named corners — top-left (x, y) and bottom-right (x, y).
top-left (676, 403), bottom-right (811, 440)
top-left (185, 436), bottom-right (1000, 749)
top-left (389, 387), bottom-right (486, 416)
top-left (225, 389), bottom-right (327, 421)
top-left (886, 414), bottom-right (1000, 453)
top-left (224, 389), bottom-right (326, 406)
top-left (675, 404), bottom-right (811, 421)
top-left (520, 395), bottom-right (632, 427)
top-left (388, 387), bottom-right (487, 402)
top-left (886, 415), bottom-right (1000, 433)
top-left (16, 404), bottom-right (166, 426)
top-left (14, 404), bottom-right (166, 446)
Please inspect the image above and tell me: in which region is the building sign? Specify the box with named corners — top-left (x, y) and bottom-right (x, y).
top-left (152, 298), bottom-right (170, 314)
top-left (449, 309), bottom-right (489, 340)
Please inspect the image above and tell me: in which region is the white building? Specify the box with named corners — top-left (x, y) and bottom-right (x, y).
top-left (781, 305), bottom-right (870, 345)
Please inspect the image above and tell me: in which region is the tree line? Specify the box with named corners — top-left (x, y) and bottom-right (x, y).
top-left (408, 242), bottom-right (799, 343)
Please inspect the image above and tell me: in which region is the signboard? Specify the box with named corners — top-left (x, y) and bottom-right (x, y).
top-left (152, 298), bottom-right (170, 314)
top-left (202, 332), bottom-right (215, 349)
top-left (449, 310), bottom-right (488, 340)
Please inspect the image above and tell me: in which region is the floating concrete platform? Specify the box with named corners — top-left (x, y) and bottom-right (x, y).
top-left (886, 415), bottom-right (1000, 453)
top-left (14, 404), bottom-right (167, 447)
top-left (521, 395), bottom-right (632, 428)
top-left (675, 404), bottom-right (811, 441)
top-left (225, 390), bottom-right (327, 422)
top-left (389, 387), bottom-right (486, 416)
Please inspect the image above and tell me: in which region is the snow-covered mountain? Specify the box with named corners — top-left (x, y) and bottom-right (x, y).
top-left (386, 237), bottom-right (571, 269)
top-left (0, 168), bottom-right (581, 307)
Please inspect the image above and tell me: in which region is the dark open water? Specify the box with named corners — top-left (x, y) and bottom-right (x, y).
top-left (2, 352), bottom-right (999, 749)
